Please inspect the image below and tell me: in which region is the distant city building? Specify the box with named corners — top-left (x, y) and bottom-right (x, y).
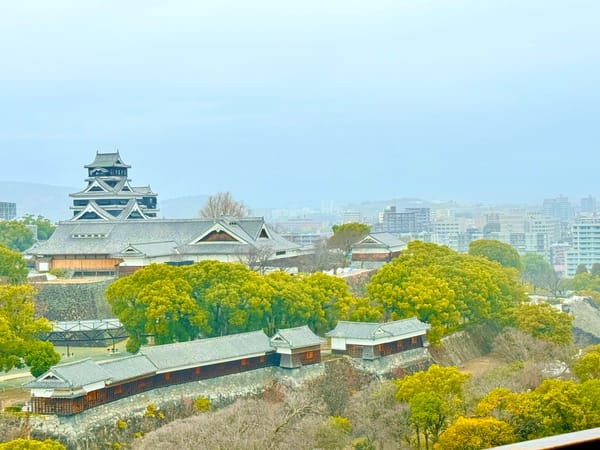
top-left (0, 201), bottom-right (17, 220)
top-left (542, 196), bottom-right (573, 222)
top-left (550, 242), bottom-right (571, 276)
top-left (342, 210), bottom-right (363, 224)
top-left (69, 151), bottom-right (158, 221)
top-left (581, 195), bottom-right (597, 214)
top-left (405, 208), bottom-right (431, 232)
top-left (280, 233), bottom-right (324, 248)
top-left (565, 216), bottom-right (600, 277)
top-left (375, 206), bottom-right (431, 233)
top-left (273, 218), bottom-right (324, 234)
top-left (527, 215), bottom-right (561, 244)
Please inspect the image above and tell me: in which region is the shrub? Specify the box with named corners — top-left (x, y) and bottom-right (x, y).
top-left (193, 396), bottom-right (211, 413)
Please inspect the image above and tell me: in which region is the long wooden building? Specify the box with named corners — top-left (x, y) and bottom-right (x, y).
top-left (25, 320), bottom-right (432, 416)
top-left (24, 327), bottom-right (321, 416)
top-left (326, 318), bottom-right (430, 359)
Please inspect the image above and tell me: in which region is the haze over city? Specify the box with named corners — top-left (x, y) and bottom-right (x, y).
top-left (1, 0), bottom-right (600, 209)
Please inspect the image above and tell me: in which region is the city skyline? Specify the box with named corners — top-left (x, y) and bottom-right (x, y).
top-left (1, 1), bottom-right (600, 208)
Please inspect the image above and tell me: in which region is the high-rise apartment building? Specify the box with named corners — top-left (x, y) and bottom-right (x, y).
top-left (377, 206), bottom-right (431, 233)
top-left (565, 216), bottom-right (600, 277)
top-left (542, 196), bottom-right (573, 221)
top-left (0, 201), bottom-right (17, 220)
top-left (581, 195), bottom-right (597, 214)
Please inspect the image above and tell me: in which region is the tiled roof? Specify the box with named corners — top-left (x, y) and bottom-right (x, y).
top-left (140, 330), bottom-right (273, 372)
top-left (326, 318), bottom-right (430, 340)
top-left (98, 354), bottom-right (157, 383)
top-left (118, 241), bottom-right (179, 257)
top-left (270, 326), bottom-right (324, 349)
top-left (26, 218), bottom-right (300, 258)
top-left (353, 233), bottom-right (406, 249)
top-left (24, 358), bottom-right (110, 389)
top-left (85, 152), bottom-right (131, 168)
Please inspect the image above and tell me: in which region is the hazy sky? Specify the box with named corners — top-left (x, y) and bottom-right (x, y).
top-left (1, 0), bottom-right (599, 208)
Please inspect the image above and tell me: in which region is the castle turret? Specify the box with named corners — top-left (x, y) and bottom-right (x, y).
top-left (69, 151), bottom-right (159, 221)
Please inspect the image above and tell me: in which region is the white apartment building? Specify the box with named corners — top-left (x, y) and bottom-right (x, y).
top-left (565, 216), bottom-right (600, 277)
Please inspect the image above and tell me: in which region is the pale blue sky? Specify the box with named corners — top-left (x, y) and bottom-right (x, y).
top-left (1, 0), bottom-right (599, 208)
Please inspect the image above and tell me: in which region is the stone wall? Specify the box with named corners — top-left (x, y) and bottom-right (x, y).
top-left (26, 326), bottom-right (496, 449)
top-left (33, 279), bottom-right (114, 321)
top-left (29, 365), bottom-right (325, 450)
top-left (428, 323), bottom-right (500, 366)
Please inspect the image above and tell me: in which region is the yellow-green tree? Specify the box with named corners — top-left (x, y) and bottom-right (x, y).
top-left (573, 344), bottom-right (600, 382)
top-left (0, 243), bottom-right (28, 284)
top-left (0, 284), bottom-right (59, 375)
top-left (435, 416), bottom-right (515, 450)
top-left (468, 239), bottom-right (522, 271)
top-left (263, 271), bottom-right (314, 335)
top-left (327, 222), bottom-right (370, 256)
top-left (300, 272), bottom-right (356, 333)
top-left (106, 264), bottom-right (208, 352)
top-left (0, 439), bottom-right (65, 450)
top-left (564, 272), bottom-right (600, 306)
top-left (366, 242), bottom-right (525, 344)
top-left (395, 365), bottom-right (470, 449)
top-left (474, 380), bottom-right (600, 441)
top-left (183, 261), bottom-right (270, 336)
top-left (510, 303), bottom-right (572, 345)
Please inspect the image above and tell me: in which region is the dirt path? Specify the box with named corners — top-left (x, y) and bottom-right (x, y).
top-left (458, 355), bottom-right (503, 377)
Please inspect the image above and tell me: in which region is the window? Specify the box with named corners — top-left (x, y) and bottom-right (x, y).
top-left (164, 372), bottom-right (170, 380)
top-left (241, 358), bottom-right (248, 366)
top-left (411, 336), bottom-right (418, 345)
top-left (114, 385), bottom-right (122, 395)
top-left (305, 351), bottom-right (314, 360)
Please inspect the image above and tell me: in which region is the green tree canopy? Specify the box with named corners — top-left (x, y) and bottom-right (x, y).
top-left (509, 303), bottom-right (573, 345)
top-left (19, 214), bottom-right (56, 240)
top-left (106, 260), bottom-right (356, 352)
top-left (106, 263), bottom-right (209, 352)
top-left (0, 243), bottom-right (28, 284)
top-left (0, 439), bottom-right (66, 450)
top-left (564, 272), bottom-right (600, 306)
top-left (262, 271), bottom-right (316, 335)
top-left (436, 416), bottom-right (515, 450)
top-left (327, 222), bottom-right (371, 256)
top-left (520, 253), bottom-right (555, 293)
top-left (0, 284), bottom-right (59, 375)
top-left (183, 261), bottom-right (270, 337)
top-left (573, 344), bottom-right (600, 382)
top-left (468, 239), bottom-right (522, 271)
top-left (0, 220), bottom-right (34, 251)
top-left (366, 241), bottom-right (526, 344)
top-left (475, 380), bottom-right (600, 441)
top-left (395, 365), bottom-right (470, 449)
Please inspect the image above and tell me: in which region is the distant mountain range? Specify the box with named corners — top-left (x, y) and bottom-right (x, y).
top-left (0, 182), bottom-right (209, 222)
top-left (1, 181), bottom-right (498, 225)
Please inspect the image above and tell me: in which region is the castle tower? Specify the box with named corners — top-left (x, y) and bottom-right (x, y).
top-left (69, 151), bottom-right (158, 221)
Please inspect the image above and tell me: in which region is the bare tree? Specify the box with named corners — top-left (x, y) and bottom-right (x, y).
top-left (239, 244), bottom-right (274, 274)
top-left (198, 192), bottom-right (249, 218)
